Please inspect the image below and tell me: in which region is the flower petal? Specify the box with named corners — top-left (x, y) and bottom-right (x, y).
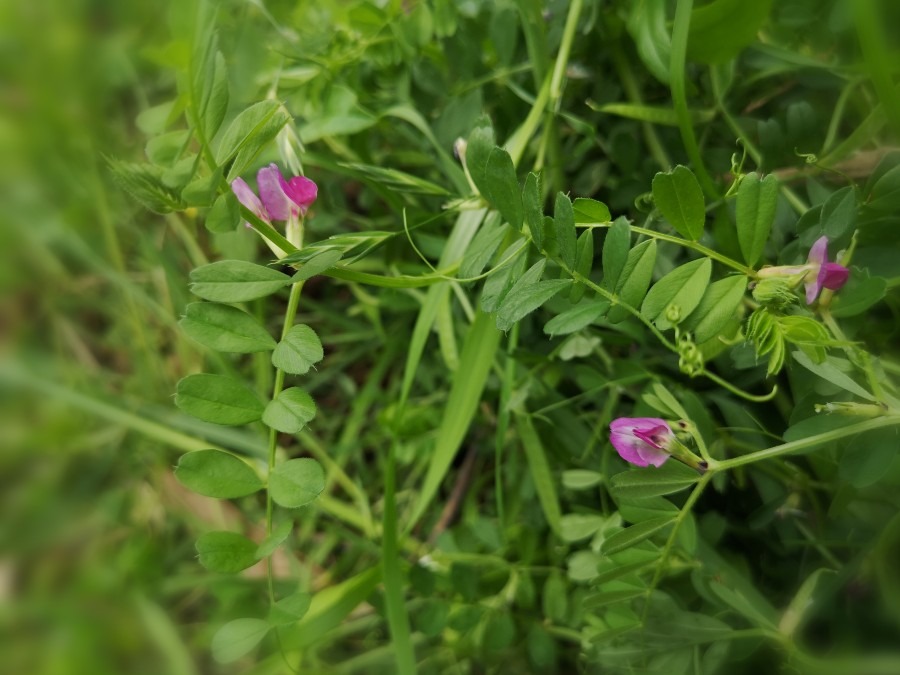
top-left (283, 175), bottom-right (318, 214)
top-left (804, 277), bottom-right (821, 304)
top-left (807, 235), bottom-right (829, 266)
top-left (820, 262), bottom-right (849, 290)
top-left (609, 418), bottom-right (673, 468)
top-left (231, 178), bottom-right (269, 222)
top-left (636, 444), bottom-right (671, 467)
top-left (257, 164), bottom-right (292, 221)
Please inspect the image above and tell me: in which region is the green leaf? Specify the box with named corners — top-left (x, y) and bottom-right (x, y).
top-left (791, 351), bottom-right (876, 401)
top-left (269, 458), bottom-right (325, 508)
top-left (215, 101), bottom-right (290, 175)
top-left (523, 172), bottom-right (544, 250)
top-left (211, 618), bottom-right (270, 664)
top-left (175, 374), bottom-right (264, 425)
top-left (196, 531), bottom-right (259, 573)
top-left (570, 229), bottom-right (595, 302)
top-left (589, 101), bottom-right (715, 126)
top-left (779, 569), bottom-right (835, 637)
top-left (481, 243), bottom-right (527, 313)
top-left (203, 52), bottom-right (229, 139)
top-left (146, 130), bottom-right (189, 166)
top-left (652, 166), bottom-right (706, 240)
top-left (867, 163), bottom-right (900, 212)
top-left (271, 325), bottom-right (324, 375)
top-left (337, 162), bottom-right (450, 196)
top-left (819, 186), bottom-right (857, 240)
top-left (190, 260), bottom-right (292, 302)
top-left (256, 521), bottom-right (292, 559)
top-left (608, 240), bottom-right (657, 323)
top-left (647, 382), bottom-right (689, 419)
top-left (290, 249), bottom-right (343, 282)
top-left (543, 299), bottom-right (610, 337)
top-left (583, 588), bottom-right (648, 609)
top-left (641, 258), bottom-right (712, 330)
top-left (736, 172), bottom-right (778, 267)
top-left (573, 198), bottom-right (612, 224)
top-left (830, 268), bottom-right (887, 318)
top-left (517, 415), bottom-right (562, 535)
top-left (542, 574), bottom-right (568, 622)
top-left (610, 462), bottom-right (699, 499)
top-left (626, 0), bottom-right (671, 84)
top-left (554, 192), bottom-right (577, 268)
top-left (600, 517), bottom-right (675, 555)
top-left (709, 582), bottom-right (778, 629)
top-left (561, 470), bottom-right (604, 490)
top-left (482, 613), bottom-right (516, 651)
top-left (466, 124), bottom-right (495, 198)
top-left (602, 217), bottom-right (631, 291)
top-left (496, 260), bottom-right (572, 332)
top-left (268, 591), bottom-right (312, 626)
top-left (175, 449), bottom-right (264, 498)
top-left (262, 387), bottom-right (317, 434)
top-left (460, 216), bottom-right (509, 279)
top-left (680, 276), bottom-right (747, 344)
top-left (483, 147), bottom-right (523, 230)
top-left (687, 0), bottom-right (774, 64)
top-left (560, 514), bottom-right (606, 542)
top-left (183, 168), bottom-right (223, 208)
top-left (205, 191), bottom-right (240, 233)
top-left (839, 427), bottom-right (899, 488)
top-left (180, 302), bottom-right (276, 353)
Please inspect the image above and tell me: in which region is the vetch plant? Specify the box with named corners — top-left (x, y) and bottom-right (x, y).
top-left (757, 235), bottom-right (850, 304)
top-left (96, 2), bottom-right (900, 673)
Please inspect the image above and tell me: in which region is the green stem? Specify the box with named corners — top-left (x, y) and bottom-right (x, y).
top-left (382, 440), bottom-right (416, 675)
top-left (715, 416), bottom-right (900, 471)
top-left (581, 221), bottom-right (753, 275)
top-left (670, 0), bottom-right (717, 197)
top-left (699, 367), bottom-right (778, 403)
top-left (642, 472), bottom-right (713, 623)
top-left (265, 281), bottom-right (304, 603)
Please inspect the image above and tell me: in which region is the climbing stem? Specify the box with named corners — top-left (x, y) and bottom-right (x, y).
top-left (265, 280), bottom-right (305, 603)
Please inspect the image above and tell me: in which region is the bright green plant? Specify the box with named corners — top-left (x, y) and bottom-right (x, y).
top-left (90, 0), bottom-right (900, 673)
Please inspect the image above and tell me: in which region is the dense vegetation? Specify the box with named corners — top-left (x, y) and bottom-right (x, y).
top-left (4, 1), bottom-right (900, 673)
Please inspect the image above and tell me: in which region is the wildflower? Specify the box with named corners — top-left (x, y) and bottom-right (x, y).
top-left (803, 235), bottom-right (849, 304)
top-left (609, 417), bottom-right (674, 468)
top-left (231, 164), bottom-right (317, 254)
top-left (756, 236), bottom-right (849, 305)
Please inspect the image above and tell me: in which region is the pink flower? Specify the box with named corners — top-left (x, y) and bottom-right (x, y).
top-left (756, 235), bottom-right (849, 305)
top-left (609, 417), bottom-right (674, 468)
top-left (803, 235), bottom-right (849, 304)
top-left (231, 164), bottom-right (317, 224)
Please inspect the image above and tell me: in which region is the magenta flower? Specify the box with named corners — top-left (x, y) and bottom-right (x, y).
top-left (231, 164), bottom-right (317, 224)
top-left (756, 235), bottom-right (849, 305)
top-left (803, 235), bottom-right (849, 304)
top-left (609, 417), bottom-right (674, 468)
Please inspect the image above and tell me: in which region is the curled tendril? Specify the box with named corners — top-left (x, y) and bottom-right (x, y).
top-left (634, 191), bottom-right (655, 213)
top-left (677, 332), bottom-right (703, 376)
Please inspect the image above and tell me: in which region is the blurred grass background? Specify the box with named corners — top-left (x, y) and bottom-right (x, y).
top-left (0, 2), bottom-right (212, 672)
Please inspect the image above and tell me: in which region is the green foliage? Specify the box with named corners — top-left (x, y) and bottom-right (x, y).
top-left (189, 260), bottom-right (293, 302)
top-left (651, 166), bottom-right (706, 241)
top-left (180, 302), bottom-right (276, 353)
top-left (736, 172), bottom-right (779, 267)
top-left (175, 373), bottom-right (265, 425)
top-left (640, 258), bottom-right (711, 330)
top-left (17, 0), bottom-right (900, 673)
top-left (269, 458), bottom-right (325, 508)
top-left (175, 449), bottom-right (264, 498)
